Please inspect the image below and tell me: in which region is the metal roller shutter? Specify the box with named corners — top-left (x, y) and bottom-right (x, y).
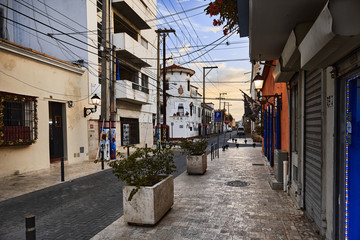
top-left (304, 69), bottom-right (322, 230)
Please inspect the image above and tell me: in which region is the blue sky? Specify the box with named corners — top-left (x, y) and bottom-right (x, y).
top-left (157, 0), bottom-right (251, 122)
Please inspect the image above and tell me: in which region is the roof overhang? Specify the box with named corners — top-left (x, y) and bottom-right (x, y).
top-left (273, 23), bottom-right (312, 82)
top-left (299, 1), bottom-right (360, 70)
top-left (247, 0), bottom-right (327, 61)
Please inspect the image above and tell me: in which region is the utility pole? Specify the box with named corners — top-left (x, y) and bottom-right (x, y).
top-left (99, 0), bottom-right (111, 165)
top-left (156, 31), bottom-right (161, 128)
top-left (225, 102), bottom-right (232, 127)
top-left (155, 28), bottom-right (175, 146)
top-left (219, 92), bottom-right (227, 133)
top-left (101, 0), bottom-right (110, 122)
top-left (202, 66), bottom-right (217, 138)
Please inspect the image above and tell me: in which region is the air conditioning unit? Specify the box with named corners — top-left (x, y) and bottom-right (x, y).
top-left (274, 149), bottom-right (288, 182)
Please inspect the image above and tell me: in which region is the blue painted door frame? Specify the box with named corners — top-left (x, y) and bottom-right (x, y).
top-left (270, 105), bottom-right (274, 167)
top-left (348, 77), bottom-right (360, 239)
top-left (275, 106), bottom-right (281, 149)
top-left (264, 109), bottom-right (268, 158)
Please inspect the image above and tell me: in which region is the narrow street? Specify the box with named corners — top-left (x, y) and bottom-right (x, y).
top-left (0, 134), bottom-right (230, 240)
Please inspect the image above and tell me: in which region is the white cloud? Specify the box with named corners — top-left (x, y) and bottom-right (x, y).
top-left (178, 44), bottom-right (192, 54)
top-left (202, 26), bottom-right (222, 33)
top-left (177, 0), bottom-right (190, 2)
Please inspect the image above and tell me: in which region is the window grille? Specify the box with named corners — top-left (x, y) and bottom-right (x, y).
top-left (0, 92), bottom-right (38, 146)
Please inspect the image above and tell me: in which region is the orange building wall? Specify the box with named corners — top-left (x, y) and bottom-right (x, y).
top-left (261, 60), bottom-right (290, 154)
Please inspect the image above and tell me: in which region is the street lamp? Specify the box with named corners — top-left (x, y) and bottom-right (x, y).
top-left (84, 94), bottom-right (101, 117)
top-left (253, 72), bottom-right (264, 101)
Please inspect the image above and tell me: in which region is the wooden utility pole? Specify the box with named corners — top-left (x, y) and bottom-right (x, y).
top-left (101, 0), bottom-right (110, 122)
top-left (202, 66), bottom-right (217, 138)
top-left (155, 28), bottom-right (175, 144)
top-left (219, 92), bottom-right (227, 133)
top-left (156, 31), bottom-right (161, 127)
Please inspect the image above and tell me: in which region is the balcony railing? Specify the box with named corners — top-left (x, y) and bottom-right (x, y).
top-left (116, 79), bottom-right (150, 105)
top-left (113, 32), bottom-right (151, 68)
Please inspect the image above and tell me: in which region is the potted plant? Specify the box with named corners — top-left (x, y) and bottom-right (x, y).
top-left (178, 138), bottom-right (208, 175)
top-left (106, 146), bottom-right (176, 225)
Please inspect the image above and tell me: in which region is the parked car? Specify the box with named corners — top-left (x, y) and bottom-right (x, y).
top-left (237, 126), bottom-right (245, 136)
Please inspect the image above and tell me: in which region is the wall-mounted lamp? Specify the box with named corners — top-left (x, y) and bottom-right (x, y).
top-left (253, 72), bottom-right (264, 100)
top-left (84, 94), bottom-right (101, 117)
top-left (253, 72), bottom-right (264, 90)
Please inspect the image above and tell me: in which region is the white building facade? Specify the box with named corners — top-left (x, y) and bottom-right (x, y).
top-left (165, 64), bottom-right (202, 140)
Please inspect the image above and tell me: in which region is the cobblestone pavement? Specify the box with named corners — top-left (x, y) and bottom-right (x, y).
top-left (92, 147), bottom-right (322, 240)
top-left (0, 152), bottom-right (187, 240)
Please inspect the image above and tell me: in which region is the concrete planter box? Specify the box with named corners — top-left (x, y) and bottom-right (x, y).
top-left (186, 154), bottom-right (207, 174)
top-left (123, 175), bottom-right (174, 225)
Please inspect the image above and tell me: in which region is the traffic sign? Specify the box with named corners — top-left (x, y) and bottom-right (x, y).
top-left (214, 111), bottom-right (222, 122)
top-left (224, 118), bottom-right (230, 124)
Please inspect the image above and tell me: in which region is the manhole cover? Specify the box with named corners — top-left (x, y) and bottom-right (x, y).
top-left (225, 180), bottom-right (250, 187)
top-left (252, 163), bottom-right (264, 166)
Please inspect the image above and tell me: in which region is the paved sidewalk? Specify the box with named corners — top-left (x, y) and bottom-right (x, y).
top-left (92, 147), bottom-right (321, 240)
top-left (0, 159), bottom-right (109, 202)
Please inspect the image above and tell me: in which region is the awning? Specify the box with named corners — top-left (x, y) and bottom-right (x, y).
top-left (273, 23), bottom-right (312, 82)
top-left (299, 1), bottom-right (360, 70)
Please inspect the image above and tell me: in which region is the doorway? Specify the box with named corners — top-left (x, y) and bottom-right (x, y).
top-left (49, 102), bottom-right (64, 163)
top-left (346, 76), bottom-right (360, 239)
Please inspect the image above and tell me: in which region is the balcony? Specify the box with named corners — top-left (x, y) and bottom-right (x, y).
top-left (112, 0), bottom-right (150, 30)
top-left (116, 79), bottom-right (150, 105)
top-left (113, 32), bottom-right (151, 68)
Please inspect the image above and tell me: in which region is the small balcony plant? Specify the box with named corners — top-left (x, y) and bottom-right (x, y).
top-left (178, 138), bottom-right (208, 174)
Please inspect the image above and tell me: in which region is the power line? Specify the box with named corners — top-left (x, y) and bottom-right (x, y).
top-left (188, 58), bottom-right (250, 63)
top-left (146, 3), bottom-right (208, 22)
top-left (167, 41), bottom-right (248, 50)
top-left (180, 30), bottom-right (237, 65)
top-left (1, 3), bottom-right (97, 50)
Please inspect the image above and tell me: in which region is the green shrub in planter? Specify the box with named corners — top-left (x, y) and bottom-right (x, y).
top-left (178, 138), bottom-right (208, 155)
top-left (107, 146), bottom-right (176, 201)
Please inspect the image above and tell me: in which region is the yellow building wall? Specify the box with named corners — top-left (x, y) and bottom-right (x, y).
top-left (0, 43), bottom-right (90, 177)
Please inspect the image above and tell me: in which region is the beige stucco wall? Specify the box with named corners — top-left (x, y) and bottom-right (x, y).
top-left (0, 43), bottom-right (91, 177)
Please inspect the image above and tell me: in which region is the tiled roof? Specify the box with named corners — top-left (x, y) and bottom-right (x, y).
top-left (164, 64), bottom-right (195, 75)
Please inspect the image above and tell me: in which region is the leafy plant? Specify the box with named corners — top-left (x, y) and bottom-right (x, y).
top-left (107, 146), bottom-right (176, 201)
top-left (177, 138), bottom-right (208, 155)
top-left (205, 0), bottom-right (239, 35)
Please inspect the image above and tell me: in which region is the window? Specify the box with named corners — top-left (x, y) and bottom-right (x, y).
top-left (0, 8), bottom-right (4, 39)
top-left (177, 103), bottom-right (184, 116)
top-left (198, 107), bottom-right (200, 117)
top-left (141, 73), bottom-right (149, 94)
top-left (141, 37), bottom-right (148, 49)
top-left (120, 118), bottom-right (139, 145)
top-left (0, 92), bottom-right (38, 146)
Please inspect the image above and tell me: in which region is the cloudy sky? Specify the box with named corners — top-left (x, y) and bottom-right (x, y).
top-left (157, 0), bottom-right (252, 122)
